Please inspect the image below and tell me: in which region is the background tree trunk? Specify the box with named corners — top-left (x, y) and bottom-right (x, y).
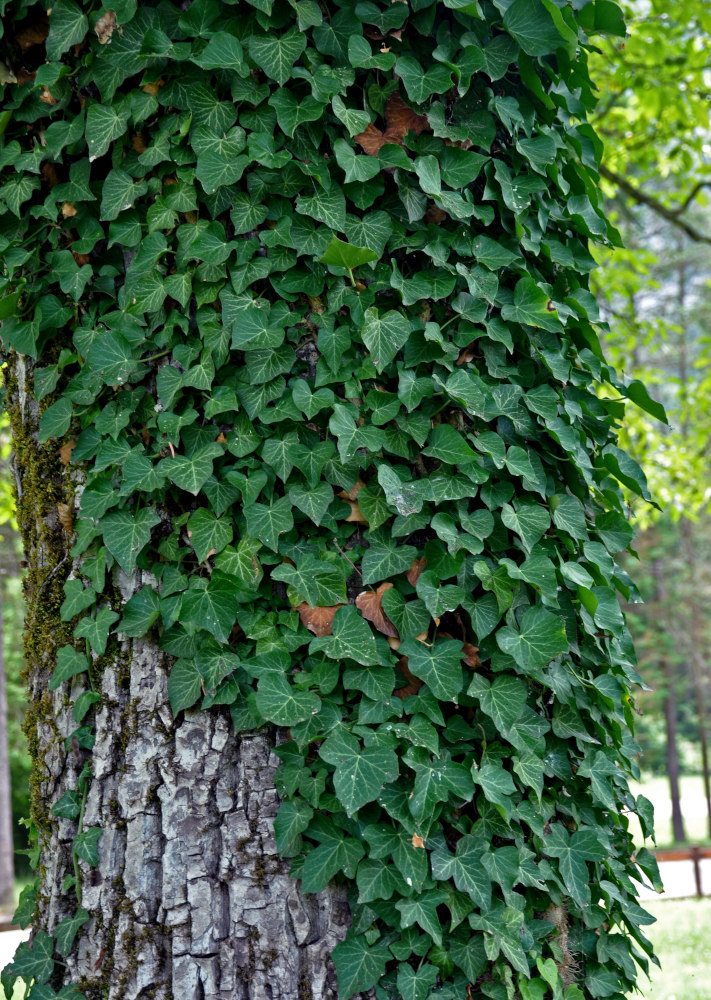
top-left (0, 582), bottom-right (14, 909)
top-left (7, 359), bottom-right (369, 998)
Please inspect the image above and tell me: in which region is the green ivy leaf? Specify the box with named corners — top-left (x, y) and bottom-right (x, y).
top-left (501, 276), bottom-right (562, 331)
top-left (496, 606), bottom-right (568, 671)
top-left (47, 0), bottom-right (88, 60)
top-left (310, 605), bottom-right (379, 665)
top-left (54, 908), bottom-right (90, 957)
top-left (361, 308), bottom-right (411, 373)
top-left (255, 673), bottom-right (321, 726)
top-left (319, 237), bottom-right (379, 270)
top-left (73, 827), bottom-right (102, 867)
top-left (332, 935), bottom-right (391, 1000)
top-left (187, 508), bottom-right (233, 562)
top-left (101, 508), bottom-right (160, 574)
top-left (248, 29), bottom-right (307, 85)
top-left (49, 646), bottom-right (89, 690)
top-left (399, 638), bottom-right (465, 701)
top-left (168, 659), bottom-right (203, 714)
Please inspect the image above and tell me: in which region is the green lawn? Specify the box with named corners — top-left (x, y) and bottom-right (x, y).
top-left (642, 898), bottom-right (711, 1000)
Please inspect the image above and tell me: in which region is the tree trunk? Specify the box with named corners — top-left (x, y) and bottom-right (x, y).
top-left (7, 359), bottom-right (367, 997)
top-left (679, 517), bottom-right (711, 840)
top-left (651, 557), bottom-right (685, 843)
top-left (0, 577), bottom-right (14, 909)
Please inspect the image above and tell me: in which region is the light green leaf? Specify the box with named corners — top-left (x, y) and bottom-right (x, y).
top-left (39, 396), bottom-right (73, 442)
top-left (288, 482), bottom-right (334, 526)
top-left (501, 276), bottom-right (562, 331)
top-left (399, 638), bottom-right (464, 701)
top-left (248, 29), bottom-right (307, 85)
top-left (319, 237), bottom-right (379, 270)
top-left (361, 307), bottom-right (411, 372)
top-left (504, 0), bottom-right (565, 55)
top-left (310, 605), bottom-right (379, 666)
top-left (47, 0), bottom-right (88, 60)
top-left (320, 728), bottom-right (399, 816)
top-left (102, 508), bottom-right (160, 574)
top-left (187, 508), bottom-right (233, 562)
top-left (496, 606), bottom-right (568, 671)
top-left (256, 673), bottom-right (320, 726)
top-left (54, 908), bottom-right (90, 957)
top-left (332, 936), bottom-right (390, 1000)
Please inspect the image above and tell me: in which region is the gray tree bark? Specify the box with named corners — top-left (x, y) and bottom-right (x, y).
top-left (7, 354), bottom-right (367, 999)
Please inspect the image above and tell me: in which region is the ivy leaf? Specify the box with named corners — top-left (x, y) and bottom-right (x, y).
top-left (496, 606), bottom-right (568, 671)
top-left (180, 573), bottom-right (240, 643)
top-left (248, 29), bottom-right (307, 85)
top-left (395, 889), bottom-right (448, 945)
top-left (274, 799), bottom-right (314, 857)
top-left (288, 482), bottom-right (334, 526)
top-left (102, 508), bottom-right (160, 574)
top-left (543, 825), bottom-right (605, 906)
top-left (160, 449), bottom-right (221, 496)
top-left (319, 237), bottom-right (379, 270)
top-left (310, 605), bottom-right (379, 665)
top-left (320, 729), bottom-right (399, 816)
top-left (300, 821), bottom-right (365, 893)
top-left (430, 834), bottom-right (492, 909)
top-left (74, 606), bottom-right (120, 655)
top-left (6, 931), bottom-right (55, 985)
top-left (49, 646), bottom-right (89, 690)
top-left (501, 277), bottom-right (562, 332)
top-left (73, 827), bottom-right (102, 866)
top-left (187, 508), bottom-right (233, 562)
top-left (473, 762), bottom-right (517, 811)
top-left (269, 90), bottom-right (324, 137)
top-left (52, 789), bottom-right (82, 820)
top-left (119, 586), bottom-right (161, 637)
top-left (85, 101), bottom-right (130, 159)
top-left (361, 307), bottom-right (411, 372)
top-left (244, 496), bottom-right (294, 552)
top-left (256, 673), bottom-right (321, 726)
top-left (54, 908), bottom-right (90, 957)
top-left (296, 188), bottom-right (347, 232)
top-left (396, 964), bottom-right (439, 1000)
top-left (399, 638), bottom-right (465, 701)
top-left (47, 0), bottom-right (88, 60)
top-left (504, 0), bottom-right (566, 56)
top-left (468, 674), bottom-right (528, 732)
top-left (331, 936), bottom-right (390, 1000)
top-left (38, 396), bottom-right (73, 442)
top-left (168, 659), bottom-right (202, 714)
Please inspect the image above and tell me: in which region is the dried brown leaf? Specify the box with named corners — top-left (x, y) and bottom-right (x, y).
top-left (411, 833), bottom-right (425, 849)
top-left (462, 641), bottom-right (480, 668)
top-left (297, 603), bottom-right (344, 637)
top-left (94, 10), bottom-right (117, 44)
top-left (58, 440), bottom-right (76, 465)
top-left (61, 202), bottom-right (77, 218)
top-left (393, 656), bottom-right (423, 699)
top-left (57, 502), bottom-right (73, 532)
top-left (356, 583), bottom-right (399, 638)
top-left (406, 556), bottom-right (426, 586)
top-left (39, 86), bottom-right (58, 106)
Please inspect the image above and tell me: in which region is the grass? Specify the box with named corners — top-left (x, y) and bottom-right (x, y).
top-left (642, 898), bottom-right (711, 999)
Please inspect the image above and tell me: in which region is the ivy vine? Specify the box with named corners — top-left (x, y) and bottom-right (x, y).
top-left (0, 0), bottom-right (663, 998)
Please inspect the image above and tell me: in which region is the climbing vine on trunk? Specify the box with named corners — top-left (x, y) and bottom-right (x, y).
top-left (0, 0), bottom-right (662, 998)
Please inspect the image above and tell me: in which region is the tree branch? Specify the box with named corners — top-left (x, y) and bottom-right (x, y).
top-left (600, 164), bottom-right (711, 244)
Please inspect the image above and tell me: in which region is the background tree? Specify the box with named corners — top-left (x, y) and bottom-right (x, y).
top-left (0, 2), bottom-right (658, 1000)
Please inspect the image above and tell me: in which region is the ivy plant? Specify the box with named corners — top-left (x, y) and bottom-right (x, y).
top-left (0, 0), bottom-right (662, 998)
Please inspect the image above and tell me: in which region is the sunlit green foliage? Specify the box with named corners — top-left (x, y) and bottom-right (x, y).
top-left (0, 1), bottom-right (659, 998)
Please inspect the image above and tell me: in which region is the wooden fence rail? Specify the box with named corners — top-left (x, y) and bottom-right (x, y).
top-left (653, 845), bottom-right (711, 897)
